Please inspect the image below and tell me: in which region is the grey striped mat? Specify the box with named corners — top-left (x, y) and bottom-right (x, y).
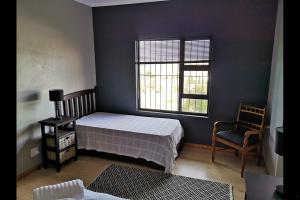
top-left (87, 164), bottom-right (233, 200)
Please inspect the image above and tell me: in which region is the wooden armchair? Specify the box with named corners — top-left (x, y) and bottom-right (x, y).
top-left (211, 103), bottom-right (266, 177)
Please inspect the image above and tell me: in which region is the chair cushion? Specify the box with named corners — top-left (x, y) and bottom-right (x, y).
top-left (216, 130), bottom-right (259, 146)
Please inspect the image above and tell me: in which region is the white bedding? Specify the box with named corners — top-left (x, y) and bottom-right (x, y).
top-left (84, 189), bottom-right (127, 200)
top-left (76, 112), bottom-right (184, 173)
top-left (33, 179), bottom-right (84, 200)
top-left (33, 179), bottom-right (127, 200)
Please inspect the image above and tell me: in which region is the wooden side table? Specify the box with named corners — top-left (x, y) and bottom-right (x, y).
top-left (38, 116), bottom-right (78, 172)
top-left (244, 171), bottom-right (283, 200)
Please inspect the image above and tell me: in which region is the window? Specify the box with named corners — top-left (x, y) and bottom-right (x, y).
top-left (136, 38), bottom-right (211, 116)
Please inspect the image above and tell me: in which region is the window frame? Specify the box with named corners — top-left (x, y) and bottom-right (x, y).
top-left (135, 37), bottom-right (212, 117)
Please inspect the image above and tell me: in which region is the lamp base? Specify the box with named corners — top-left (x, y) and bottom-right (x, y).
top-left (54, 101), bottom-right (62, 121)
top-left (56, 116), bottom-right (62, 120)
top-left (275, 185), bottom-right (283, 197)
top-left (52, 115), bottom-right (62, 121)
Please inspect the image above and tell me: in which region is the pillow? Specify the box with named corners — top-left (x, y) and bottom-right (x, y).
top-left (32, 179), bottom-right (84, 200)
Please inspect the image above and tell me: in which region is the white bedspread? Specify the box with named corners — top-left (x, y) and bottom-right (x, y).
top-left (76, 112), bottom-right (184, 173)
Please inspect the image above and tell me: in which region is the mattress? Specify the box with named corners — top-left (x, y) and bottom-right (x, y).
top-left (76, 112), bottom-right (184, 173)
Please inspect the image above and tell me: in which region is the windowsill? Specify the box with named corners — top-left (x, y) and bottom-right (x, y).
top-left (136, 109), bottom-right (209, 119)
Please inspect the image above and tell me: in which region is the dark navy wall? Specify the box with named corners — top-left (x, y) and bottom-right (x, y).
top-left (92, 0), bottom-right (278, 145)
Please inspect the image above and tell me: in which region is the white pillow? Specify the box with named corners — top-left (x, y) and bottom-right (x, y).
top-left (32, 179), bottom-right (85, 200)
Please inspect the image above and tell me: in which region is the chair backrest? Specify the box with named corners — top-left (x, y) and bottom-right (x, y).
top-left (235, 103), bottom-right (266, 133)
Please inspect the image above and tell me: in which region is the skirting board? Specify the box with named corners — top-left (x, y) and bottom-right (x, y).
top-left (185, 143), bottom-right (266, 164)
top-left (16, 143), bottom-right (266, 180)
top-left (184, 143), bottom-right (236, 152)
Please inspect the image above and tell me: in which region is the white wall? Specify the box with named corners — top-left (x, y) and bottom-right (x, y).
top-left (263, 0), bottom-right (283, 176)
top-left (17, 0), bottom-right (96, 176)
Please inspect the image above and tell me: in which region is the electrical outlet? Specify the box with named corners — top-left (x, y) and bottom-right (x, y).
top-left (31, 147), bottom-right (40, 157)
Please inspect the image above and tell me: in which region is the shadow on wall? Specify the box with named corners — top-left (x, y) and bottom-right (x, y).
top-left (17, 123), bottom-right (43, 174)
top-left (18, 90), bottom-right (41, 102)
top-left (17, 89), bottom-right (43, 175)
top-left (263, 128), bottom-right (276, 174)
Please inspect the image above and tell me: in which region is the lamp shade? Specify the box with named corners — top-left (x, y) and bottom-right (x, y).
top-left (275, 126), bottom-right (283, 156)
top-left (49, 89), bottom-right (64, 101)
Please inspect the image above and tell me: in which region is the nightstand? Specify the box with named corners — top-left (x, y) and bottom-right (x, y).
top-left (39, 116), bottom-right (78, 172)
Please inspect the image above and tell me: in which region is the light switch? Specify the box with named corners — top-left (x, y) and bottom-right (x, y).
top-left (30, 146), bottom-right (40, 157)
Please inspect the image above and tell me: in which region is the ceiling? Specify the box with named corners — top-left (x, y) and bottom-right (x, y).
top-left (73, 0), bottom-right (168, 7)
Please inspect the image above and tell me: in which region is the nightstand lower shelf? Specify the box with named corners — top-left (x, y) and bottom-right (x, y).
top-left (39, 116), bottom-right (78, 172)
top-left (46, 156), bottom-right (77, 172)
top-left (46, 143), bottom-right (76, 152)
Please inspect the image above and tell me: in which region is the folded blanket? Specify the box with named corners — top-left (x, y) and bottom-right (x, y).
top-left (33, 179), bottom-right (84, 200)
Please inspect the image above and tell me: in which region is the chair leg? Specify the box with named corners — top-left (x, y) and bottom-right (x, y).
top-left (241, 148), bottom-right (247, 178)
top-left (212, 138), bottom-right (216, 162)
top-left (235, 149), bottom-right (239, 157)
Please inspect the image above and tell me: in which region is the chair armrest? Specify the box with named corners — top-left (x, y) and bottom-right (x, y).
top-left (244, 130), bottom-right (261, 137)
top-left (243, 130), bottom-right (262, 146)
top-left (214, 121), bottom-right (237, 127)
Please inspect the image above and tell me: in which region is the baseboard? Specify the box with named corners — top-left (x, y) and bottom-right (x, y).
top-left (184, 143), bottom-right (267, 172)
top-left (184, 143), bottom-right (235, 152)
top-left (17, 164), bottom-right (42, 180)
top-left (17, 144), bottom-right (267, 179)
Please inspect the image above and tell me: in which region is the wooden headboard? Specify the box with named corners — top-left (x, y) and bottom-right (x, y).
top-left (62, 86), bottom-right (97, 118)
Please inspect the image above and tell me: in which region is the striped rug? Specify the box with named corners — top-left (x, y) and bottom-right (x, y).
top-left (87, 164), bottom-right (233, 200)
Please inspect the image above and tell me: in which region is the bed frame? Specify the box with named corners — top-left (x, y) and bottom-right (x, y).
top-left (62, 87), bottom-right (184, 171)
top-left (61, 87), bottom-right (97, 118)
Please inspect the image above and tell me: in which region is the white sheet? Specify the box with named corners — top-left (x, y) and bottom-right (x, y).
top-left (32, 179), bottom-right (127, 200)
top-left (76, 112), bottom-right (184, 173)
top-left (84, 189), bottom-right (127, 200)
top-left (33, 179), bottom-right (84, 200)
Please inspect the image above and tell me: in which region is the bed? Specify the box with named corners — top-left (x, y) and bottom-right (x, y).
top-left (61, 87), bottom-right (184, 173)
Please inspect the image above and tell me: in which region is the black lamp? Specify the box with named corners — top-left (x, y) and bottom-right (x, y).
top-left (275, 126), bottom-right (283, 196)
top-left (49, 89), bottom-right (64, 120)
